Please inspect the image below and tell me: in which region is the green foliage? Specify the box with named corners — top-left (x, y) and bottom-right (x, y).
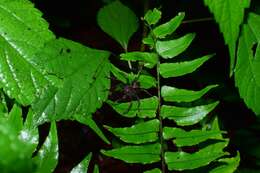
top-left (204, 0), bottom-right (251, 75)
top-left (235, 13), bottom-right (260, 115)
top-left (70, 153), bottom-right (92, 173)
top-left (97, 0), bottom-right (139, 50)
top-left (99, 6), bottom-right (239, 173)
top-left (0, 104), bottom-right (58, 173)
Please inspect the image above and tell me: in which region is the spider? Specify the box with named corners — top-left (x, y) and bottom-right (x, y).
top-left (109, 64), bottom-right (152, 115)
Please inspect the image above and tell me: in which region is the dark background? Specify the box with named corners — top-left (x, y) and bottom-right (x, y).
top-left (31, 0), bottom-right (259, 172)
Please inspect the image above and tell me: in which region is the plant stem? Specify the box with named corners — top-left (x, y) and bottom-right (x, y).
top-left (182, 17), bottom-right (213, 24)
top-left (156, 61), bottom-right (166, 173)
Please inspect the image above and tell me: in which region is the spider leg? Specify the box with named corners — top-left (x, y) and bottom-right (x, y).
top-left (140, 88), bottom-right (153, 97)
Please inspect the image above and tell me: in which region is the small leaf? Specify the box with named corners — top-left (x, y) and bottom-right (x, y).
top-left (210, 152), bottom-right (240, 173)
top-left (234, 13), bottom-right (260, 115)
top-left (101, 143), bottom-right (161, 164)
top-left (120, 52), bottom-right (158, 69)
top-left (8, 104), bottom-right (23, 134)
top-left (97, 0), bottom-right (139, 49)
top-left (144, 8), bottom-right (162, 25)
top-left (75, 115), bottom-right (110, 144)
top-left (161, 84), bottom-right (218, 102)
top-left (161, 101), bottom-right (219, 126)
top-left (105, 119), bottom-right (159, 144)
top-left (70, 153), bottom-right (92, 173)
top-left (153, 12), bottom-right (185, 38)
top-left (107, 96), bottom-right (159, 118)
top-left (111, 64), bottom-right (128, 84)
top-left (160, 54), bottom-right (214, 78)
top-left (165, 141), bottom-right (229, 171)
top-left (34, 122), bottom-right (58, 173)
top-left (93, 164), bottom-right (100, 173)
top-left (138, 74), bottom-right (157, 89)
top-left (163, 127), bottom-right (223, 147)
top-left (156, 33), bottom-right (195, 59)
top-left (144, 168), bottom-right (162, 173)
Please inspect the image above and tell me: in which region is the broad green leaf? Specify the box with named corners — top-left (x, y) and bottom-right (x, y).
top-left (0, 121), bottom-right (35, 173)
top-left (101, 143), bottom-right (161, 164)
top-left (75, 115), bottom-right (110, 144)
top-left (235, 13), bottom-right (260, 115)
top-left (97, 0), bottom-right (139, 49)
top-left (165, 141), bottom-right (229, 171)
top-left (0, 0), bottom-right (54, 105)
top-left (32, 38), bottom-right (111, 125)
top-left (144, 168), bottom-right (162, 173)
top-left (160, 54), bottom-right (214, 78)
top-left (161, 101), bottom-right (219, 126)
top-left (70, 153), bottom-right (92, 173)
top-left (204, 0), bottom-right (250, 75)
top-left (104, 119), bottom-right (159, 144)
top-left (210, 152), bottom-right (240, 173)
top-left (156, 33), bottom-right (195, 59)
top-left (8, 104), bottom-right (23, 134)
top-left (120, 52), bottom-right (158, 68)
top-left (163, 127), bottom-right (223, 147)
top-left (144, 8), bottom-right (162, 25)
top-left (107, 96), bottom-right (159, 118)
top-left (34, 122), bottom-right (58, 173)
top-left (161, 84), bottom-right (218, 102)
top-left (153, 12), bottom-right (185, 39)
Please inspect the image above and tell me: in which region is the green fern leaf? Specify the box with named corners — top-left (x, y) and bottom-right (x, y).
top-left (161, 101), bottom-right (219, 126)
top-left (161, 84), bottom-right (218, 102)
top-left (159, 54), bottom-right (214, 78)
top-left (104, 119), bottom-right (159, 144)
top-left (0, 0), bottom-right (55, 105)
top-left (204, 0), bottom-right (250, 75)
top-left (153, 12), bottom-right (185, 39)
top-left (156, 33), bottom-right (195, 59)
top-left (101, 143), bottom-right (161, 164)
top-left (144, 168), bottom-right (162, 173)
top-left (165, 141), bottom-right (228, 171)
top-left (97, 0), bottom-right (139, 50)
top-left (107, 96), bottom-right (159, 118)
top-left (235, 13), bottom-right (260, 115)
top-left (163, 127), bottom-right (223, 147)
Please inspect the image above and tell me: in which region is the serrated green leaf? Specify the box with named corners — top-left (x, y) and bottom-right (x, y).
top-left (34, 122), bottom-right (58, 173)
top-left (156, 33), bottom-right (195, 59)
top-left (163, 127), bottom-right (223, 147)
top-left (210, 152), bottom-right (240, 173)
top-left (160, 54), bottom-right (214, 78)
top-left (101, 143), bottom-right (161, 164)
top-left (165, 141), bottom-right (229, 171)
top-left (161, 84), bottom-right (218, 102)
top-left (75, 115), bottom-right (110, 144)
top-left (0, 0), bottom-right (55, 105)
top-left (153, 12), bottom-right (185, 39)
top-left (120, 52), bottom-right (158, 69)
top-left (161, 101), bottom-right (219, 126)
top-left (70, 153), bottom-right (92, 173)
top-left (235, 13), bottom-right (260, 115)
top-left (97, 0), bottom-right (139, 49)
top-left (144, 168), bottom-right (162, 173)
top-left (204, 0), bottom-right (250, 75)
top-left (32, 38), bottom-right (111, 125)
top-left (144, 8), bottom-right (162, 25)
top-left (107, 96), bottom-right (159, 118)
top-left (105, 119), bottom-right (159, 144)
